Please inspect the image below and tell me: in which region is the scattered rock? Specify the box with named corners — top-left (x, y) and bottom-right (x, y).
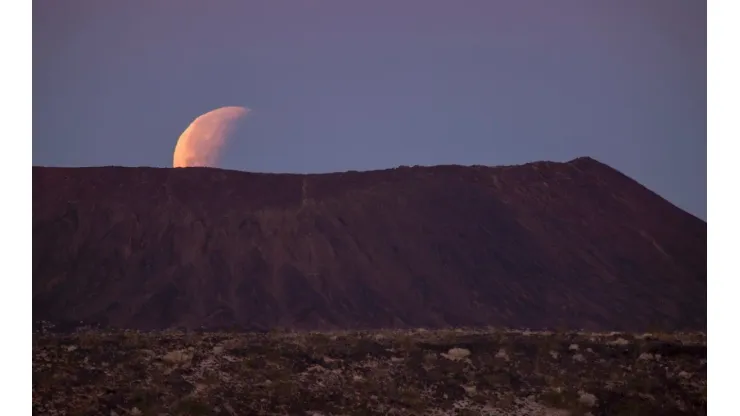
top-left (32, 328), bottom-right (708, 415)
top-left (441, 347), bottom-right (471, 361)
top-left (578, 391), bottom-right (598, 407)
top-left (162, 349), bottom-right (192, 365)
top-left (608, 338), bottom-right (630, 346)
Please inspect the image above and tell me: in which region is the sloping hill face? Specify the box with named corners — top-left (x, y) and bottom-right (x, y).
top-left (32, 157), bottom-right (706, 331)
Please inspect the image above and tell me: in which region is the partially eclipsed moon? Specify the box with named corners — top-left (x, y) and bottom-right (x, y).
top-left (173, 106), bottom-right (250, 168)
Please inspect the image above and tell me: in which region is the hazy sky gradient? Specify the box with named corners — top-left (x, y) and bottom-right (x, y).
top-left (33, 0), bottom-right (706, 219)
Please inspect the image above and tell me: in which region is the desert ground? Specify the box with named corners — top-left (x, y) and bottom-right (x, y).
top-left (33, 324), bottom-right (706, 415)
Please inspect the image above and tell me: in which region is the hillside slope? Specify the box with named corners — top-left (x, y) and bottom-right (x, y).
top-left (32, 157), bottom-right (706, 331)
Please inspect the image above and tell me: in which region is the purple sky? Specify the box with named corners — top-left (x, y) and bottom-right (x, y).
top-left (33, 0), bottom-right (706, 219)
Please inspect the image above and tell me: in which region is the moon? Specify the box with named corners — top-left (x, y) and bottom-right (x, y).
top-left (173, 106), bottom-right (251, 168)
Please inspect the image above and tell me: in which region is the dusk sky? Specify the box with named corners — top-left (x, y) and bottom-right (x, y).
top-left (33, 0), bottom-right (706, 219)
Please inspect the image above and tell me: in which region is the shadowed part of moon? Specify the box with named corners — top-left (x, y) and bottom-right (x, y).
top-left (173, 106), bottom-right (250, 168)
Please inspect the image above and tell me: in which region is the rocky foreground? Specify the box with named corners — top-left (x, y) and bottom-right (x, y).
top-left (33, 327), bottom-right (706, 415)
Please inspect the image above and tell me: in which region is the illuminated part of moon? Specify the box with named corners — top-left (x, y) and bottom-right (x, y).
top-left (173, 106), bottom-right (251, 168)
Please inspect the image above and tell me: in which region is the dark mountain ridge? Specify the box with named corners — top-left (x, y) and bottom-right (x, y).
top-left (32, 157), bottom-right (706, 331)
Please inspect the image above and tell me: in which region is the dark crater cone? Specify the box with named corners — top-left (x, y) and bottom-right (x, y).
top-left (33, 157), bottom-right (706, 332)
